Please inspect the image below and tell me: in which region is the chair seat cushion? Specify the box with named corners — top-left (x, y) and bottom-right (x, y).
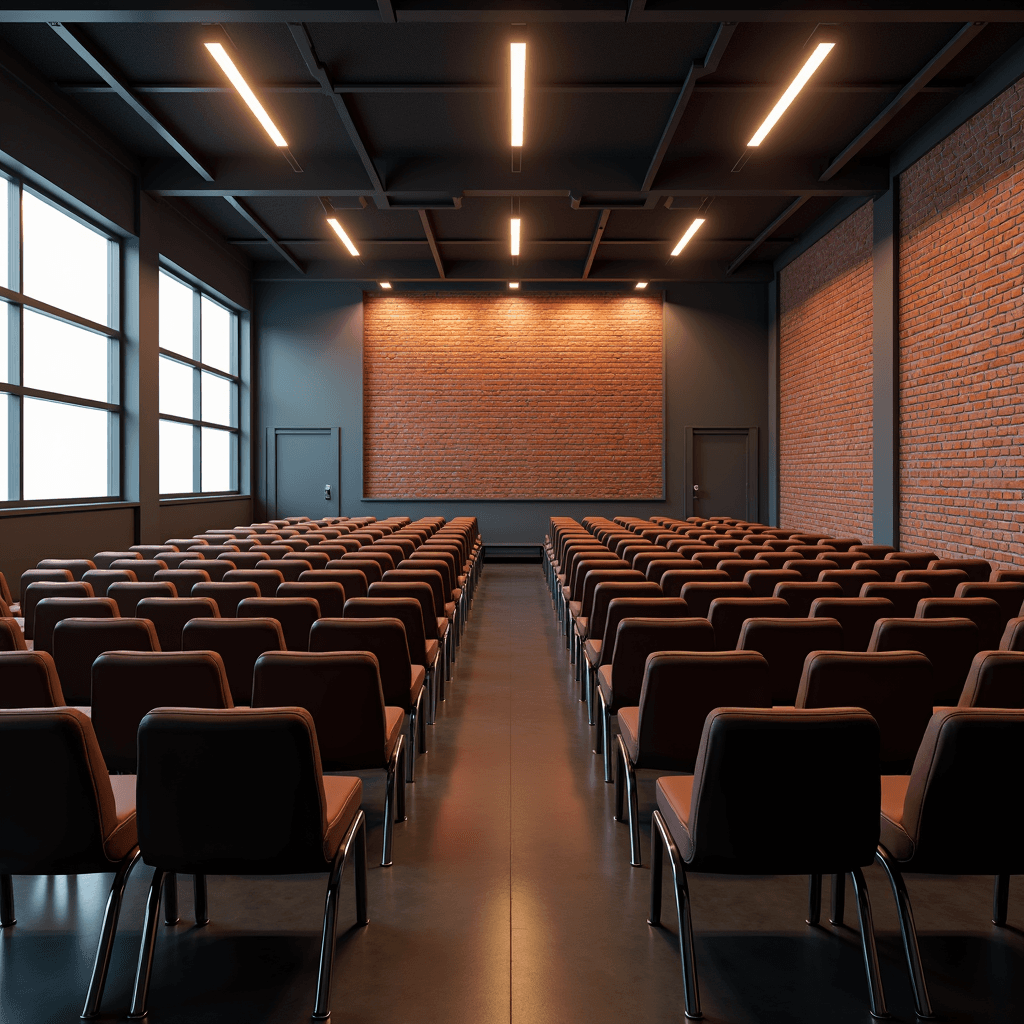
top-left (584, 638), bottom-right (601, 668)
top-left (445, 602), bottom-right (456, 618)
top-left (410, 665), bottom-right (426, 705)
top-left (597, 665), bottom-right (613, 709)
top-left (384, 706), bottom-right (405, 760)
top-left (322, 775), bottom-right (363, 862)
top-left (879, 774), bottom-right (915, 862)
top-left (618, 706), bottom-right (640, 762)
top-left (569, 601), bottom-right (582, 619)
top-left (104, 774), bottom-right (139, 861)
top-left (425, 639), bottom-right (440, 664)
top-left (437, 617), bottom-right (449, 636)
top-left (656, 775), bottom-right (695, 863)
top-left (575, 616), bottom-right (588, 640)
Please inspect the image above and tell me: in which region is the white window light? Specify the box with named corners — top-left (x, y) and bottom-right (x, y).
top-left (205, 42), bottom-right (288, 148)
top-left (747, 43), bottom-right (834, 147)
top-left (671, 218), bottom-right (705, 257)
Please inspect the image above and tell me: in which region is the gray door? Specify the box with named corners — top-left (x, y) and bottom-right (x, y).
top-left (685, 427), bottom-right (758, 521)
top-left (266, 427), bottom-right (341, 518)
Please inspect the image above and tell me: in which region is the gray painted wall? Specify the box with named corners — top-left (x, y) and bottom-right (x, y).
top-left (254, 281), bottom-right (768, 544)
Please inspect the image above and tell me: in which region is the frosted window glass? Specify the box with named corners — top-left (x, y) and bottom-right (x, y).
top-left (0, 182), bottom-right (7, 290)
top-left (0, 394), bottom-right (7, 501)
top-left (160, 419), bottom-right (193, 494)
top-left (0, 302), bottom-right (7, 385)
top-left (201, 427), bottom-right (232, 492)
top-left (23, 309), bottom-right (109, 402)
top-left (201, 371), bottom-right (233, 426)
top-left (160, 271), bottom-right (194, 357)
top-left (160, 356), bottom-right (194, 418)
top-left (22, 192), bottom-right (109, 326)
top-left (201, 296), bottom-right (232, 372)
top-left (23, 397), bottom-right (109, 500)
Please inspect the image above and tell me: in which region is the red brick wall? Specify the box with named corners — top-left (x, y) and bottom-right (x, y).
top-left (362, 293), bottom-right (664, 499)
top-left (899, 81), bottom-right (1024, 568)
top-left (778, 203), bottom-right (874, 541)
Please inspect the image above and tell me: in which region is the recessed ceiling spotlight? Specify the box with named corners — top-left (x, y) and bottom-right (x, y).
top-left (747, 42), bottom-right (834, 147)
top-left (510, 217), bottom-right (521, 257)
top-left (508, 281), bottom-right (520, 289)
top-left (671, 218), bottom-right (705, 257)
top-left (635, 282), bottom-right (649, 289)
top-left (205, 42), bottom-right (288, 147)
top-left (510, 42), bottom-right (526, 147)
top-left (379, 281), bottom-right (392, 289)
top-left (326, 217), bottom-right (360, 257)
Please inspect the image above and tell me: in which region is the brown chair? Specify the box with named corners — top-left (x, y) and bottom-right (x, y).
top-left (959, 650), bottom-right (1024, 708)
top-left (182, 617), bottom-right (286, 705)
top-left (279, 581), bottom-right (346, 619)
top-left (737, 616), bottom-right (845, 705)
top-left (823, 551), bottom-right (874, 569)
top-left (237, 596), bottom-right (321, 652)
top-left (660, 568), bottom-right (729, 598)
top-left (218, 550), bottom-right (271, 570)
top-left (91, 650), bottom-right (233, 772)
top-left (0, 650), bottom-right (66, 707)
top-left (796, 650), bottom-right (935, 772)
top-left (0, 571), bottom-right (13, 608)
top-left (82, 568), bottom-right (138, 598)
top-left (928, 557), bottom-right (991, 583)
top-left (331, 557), bottom-right (384, 585)
top-left (136, 596), bottom-right (221, 652)
top-left (288, 551), bottom-right (328, 570)
top-left (817, 569), bottom-right (881, 597)
top-left (743, 568), bottom-right (801, 597)
top-left (896, 568), bottom-right (969, 598)
top-left (993, 570), bottom-right (1024, 585)
top-left (869, 616), bottom-right (981, 705)
top-left (1000, 618), bottom-right (1024, 652)
top-left (678, 581), bottom-right (752, 619)
top-left (644, 558), bottom-right (700, 585)
top-left (368, 580), bottom-right (450, 685)
top-left (153, 568), bottom-right (211, 595)
top-left (128, 707), bottom-right (368, 1021)
top-left (0, 619), bottom-right (28, 652)
top-left (784, 558), bottom-right (839, 581)
top-left (37, 558), bottom-right (95, 580)
top-left (0, 708), bottom-right (141, 1018)
top-left (851, 559), bottom-right (910, 582)
top-left (852, 544), bottom-right (895, 559)
top-left (33, 597), bottom-right (119, 656)
top-left (253, 651), bottom-right (406, 866)
top-left (23, 580), bottom-right (93, 640)
top-left (92, 551), bottom-right (142, 571)
top-left (191, 581), bottom-right (261, 618)
top-left (109, 559), bottom-right (167, 583)
top-left (773, 580), bottom-right (843, 618)
top-left (716, 558), bottom-right (770, 582)
top-left (165, 538), bottom-right (206, 551)
top-left (187, 543), bottom-right (239, 557)
top-left (860, 580), bottom-right (931, 617)
top-left (694, 551), bottom-right (740, 570)
top-left (179, 557), bottom-right (235, 582)
top-left (650, 708), bottom-right (887, 1020)
top-left (615, 650), bottom-right (773, 864)
top-left (956, 581), bottom-right (1024, 630)
top-left (810, 597), bottom-right (895, 652)
top-left (874, 708), bottom-right (1024, 1019)
top-left (885, 551), bottom-right (938, 570)
top-left (916, 596), bottom-right (1003, 649)
top-left (52, 617), bottom-right (161, 706)
top-left (302, 568), bottom-right (369, 600)
top-left (310, 617), bottom-right (428, 781)
top-left (707, 596), bottom-right (790, 650)
top-left (223, 568), bottom-right (285, 598)
top-left (106, 581), bottom-right (177, 618)
top-left (595, 618), bottom-right (715, 782)
top-left (130, 545), bottom-right (178, 559)
top-left (342, 549), bottom-right (394, 574)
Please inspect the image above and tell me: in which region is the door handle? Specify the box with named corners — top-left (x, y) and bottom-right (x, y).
top-left (693, 484), bottom-right (699, 493)
top-left (324, 484), bottom-right (332, 500)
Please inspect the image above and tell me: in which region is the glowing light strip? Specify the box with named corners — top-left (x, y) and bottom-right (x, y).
top-left (205, 42), bottom-right (288, 147)
top-left (747, 43), bottom-right (834, 147)
top-left (671, 218), bottom-right (705, 257)
top-left (511, 42), bottom-right (526, 147)
top-left (327, 218), bottom-right (360, 256)
top-left (511, 217), bottom-right (521, 256)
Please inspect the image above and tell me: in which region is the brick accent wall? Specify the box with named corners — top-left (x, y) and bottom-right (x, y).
top-left (778, 202), bottom-right (874, 541)
top-left (362, 293), bottom-right (664, 499)
top-left (899, 81), bottom-right (1024, 569)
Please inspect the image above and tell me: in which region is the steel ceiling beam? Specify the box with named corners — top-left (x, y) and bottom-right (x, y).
top-left (48, 22), bottom-right (213, 181)
top-left (581, 209), bottom-right (610, 278)
top-left (376, 0), bottom-right (396, 22)
top-left (223, 196), bottom-right (304, 273)
top-left (820, 20), bottom-right (986, 181)
top-left (642, 22), bottom-right (736, 192)
top-left (418, 210), bottom-right (445, 278)
top-left (726, 195), bottom-right (809, 274)
top-left (287, 22), bottom-right (386, 196)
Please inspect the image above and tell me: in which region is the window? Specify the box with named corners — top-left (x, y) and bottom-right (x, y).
top-left (0, 176), bottom-right (120, 505)
top-left (158, 270), bottom-right (239, 495)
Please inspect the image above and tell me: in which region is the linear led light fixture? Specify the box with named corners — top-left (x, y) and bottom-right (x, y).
top-left (510, 42), bottom-right (526, 147)
top-left (747, 42), bottom-right (834, 147)
top-left (508, 281), bottom-right (520, 289)
top-left (205, 42), bottom-right (288, 147)
top-left (510, 217), bottom-right (521, 257)
top-left (379, 281), bottom-right (392, 289)
top-left (327, 218), bottom-right (360, 257)
top-left (671, 218), bottom-right (705, 257)
top-left (635, 282), bottom-right (648, 289)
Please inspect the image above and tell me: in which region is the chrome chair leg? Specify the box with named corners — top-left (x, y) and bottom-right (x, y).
top-left (0, 873), bottom-right (14, 926)
top-left (994, 874), bottom-right (1010, 926)
top-left (830, 872), bottom-right (845, 926)
top-left (163, 871), bottom-right (179, 925)
top-left (806, 874), bottom-right (822, 925)
top-left (128, 867), bottom-right (168, 1019)
top-left (614, 734), bottom-right (641, 866)
top-left (382, 734), bottom-right (404, 867)
top-left (396, 741), bottom-right (407, 822)
top-left (874, 847), bottom-right (934, 1019)
top-left (406, 703), bottom-right (418, 783)
top-left (81, 848), bottom-right (142, 1019)
top-left (850, 866), bottom-right (890, 1020)
top-left (194, 874), bottom-right (209, 926)
top-left (601, 697), bottom-right (614, 784)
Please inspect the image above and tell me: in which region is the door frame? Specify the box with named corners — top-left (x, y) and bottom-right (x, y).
top-left (265, 427), bottom-right (341, 519)
top-left (684, 426), bottom-right (759, 521)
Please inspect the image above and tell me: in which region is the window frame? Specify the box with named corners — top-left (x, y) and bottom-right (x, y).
top-left (157, 266), bottom-right (241, 498)
top-left (0, 173), bottom-right (122, 507)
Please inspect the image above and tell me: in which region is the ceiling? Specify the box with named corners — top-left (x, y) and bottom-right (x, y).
top-left (1, 3), bottom-right (1023, 284)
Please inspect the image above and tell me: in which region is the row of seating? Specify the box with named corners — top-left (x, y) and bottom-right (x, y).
top-left (0, 512), bottom-right (484, 1019)
top-left (545, 513), bottom-right (1024, 1020)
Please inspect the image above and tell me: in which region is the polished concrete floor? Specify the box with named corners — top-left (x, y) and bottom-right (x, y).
top-left (2, 563), bottom-right (1023, 1023)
